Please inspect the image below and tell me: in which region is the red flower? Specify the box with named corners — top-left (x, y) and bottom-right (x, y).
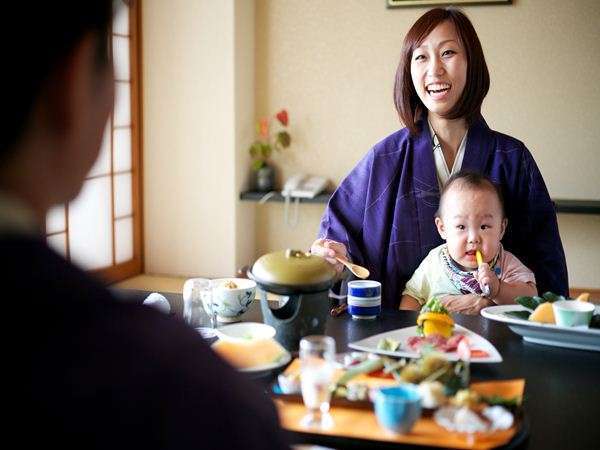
top-left (276, 109), bottom-right (288, 126)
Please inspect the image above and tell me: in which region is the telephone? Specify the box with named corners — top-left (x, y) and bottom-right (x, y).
top-left (281, 174), bottom-right (328, 199)
top-left (281, 174), bottom-right (329, 228)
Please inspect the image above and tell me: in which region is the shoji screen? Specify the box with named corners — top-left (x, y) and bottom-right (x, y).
top-left (46, 0), bottom-right (142, 283)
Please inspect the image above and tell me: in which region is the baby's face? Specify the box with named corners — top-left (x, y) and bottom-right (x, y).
top-left (435, 186), bottom-right (506, 270)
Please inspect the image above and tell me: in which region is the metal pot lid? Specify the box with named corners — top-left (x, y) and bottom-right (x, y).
top-left (249, 249), bottom-right (336, 294)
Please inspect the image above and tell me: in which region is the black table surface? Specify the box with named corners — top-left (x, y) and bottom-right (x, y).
top-left (117, 289), bottom-right (600, 450)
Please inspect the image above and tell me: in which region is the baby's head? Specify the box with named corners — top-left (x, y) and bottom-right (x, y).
top-left (435, 171), bottom-right (507, 270)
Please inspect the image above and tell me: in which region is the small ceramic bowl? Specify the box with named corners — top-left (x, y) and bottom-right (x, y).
top-left (348, 280), bottom-right (381, 298)
top-left (215, 322), bottom-right (276, 341)
top-left (552, 300), bottom-right (595, 327)
top-left (374, 384), bottom-right (422, 434)
top-left (211, 278), bottom-right (257, 322)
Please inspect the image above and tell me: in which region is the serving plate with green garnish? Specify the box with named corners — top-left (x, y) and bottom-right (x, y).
top-left (481, 300), bottom-right (600, 352)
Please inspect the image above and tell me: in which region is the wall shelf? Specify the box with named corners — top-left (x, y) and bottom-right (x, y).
top-left (240, 191), bottom-right (599, 215)
top-left (239, 190), bottom-right (333, 204)
top-left (553, 199), bottom-right (600, 215)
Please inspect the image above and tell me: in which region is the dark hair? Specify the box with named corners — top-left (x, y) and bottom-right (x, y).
top-left (436, 170), bottom-right (505, 218)
top-left (394, 7), bottom-right (490, 134)
top-left (0, 1), bottom-right (115, 163)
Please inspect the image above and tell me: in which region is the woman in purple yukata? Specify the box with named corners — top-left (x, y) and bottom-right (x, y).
top-left (310, 8), bottom-right (568, 314)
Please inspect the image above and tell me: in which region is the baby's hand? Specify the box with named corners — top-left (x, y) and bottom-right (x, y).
top-left (476, 263), bottom-right (500, 298)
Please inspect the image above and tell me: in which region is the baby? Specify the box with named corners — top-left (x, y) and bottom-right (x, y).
top-left (400, 171), bottom-right (537, 314)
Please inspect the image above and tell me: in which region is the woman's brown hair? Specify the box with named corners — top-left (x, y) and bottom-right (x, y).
top-left (394, 8), bottom-right (489, 134)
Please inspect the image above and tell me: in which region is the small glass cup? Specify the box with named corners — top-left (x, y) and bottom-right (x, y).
top-left (182, 278), bottom-right (216, 337)
top-left (299, 335), bottom-right (336, 429)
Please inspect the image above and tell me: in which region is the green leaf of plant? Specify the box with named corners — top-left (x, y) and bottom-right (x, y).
top-left (252, 159), bottom-right (265, 171)
top-left (276, 131), bottom-right (291, 148)
top-left (261, 143), bottom-right (272, 159)
top-left (249, 142), bottom-right (260, 158)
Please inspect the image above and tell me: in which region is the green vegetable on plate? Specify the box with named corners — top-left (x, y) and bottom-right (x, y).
top-left (377, 337), bottom-right (400, 352)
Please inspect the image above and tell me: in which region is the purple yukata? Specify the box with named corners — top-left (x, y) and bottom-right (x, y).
top-left (319, 116), bottom-right (568, 309)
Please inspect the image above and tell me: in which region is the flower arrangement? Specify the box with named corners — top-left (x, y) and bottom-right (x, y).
top-left (248, 109), bottom-right (291, 171)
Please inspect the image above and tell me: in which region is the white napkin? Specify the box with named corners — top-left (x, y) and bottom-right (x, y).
top-left (143, 292), bottom-right (171, 314)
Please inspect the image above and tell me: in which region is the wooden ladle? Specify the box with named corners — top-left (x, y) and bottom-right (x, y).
top-left (335, 257), bottom-right (370, 279)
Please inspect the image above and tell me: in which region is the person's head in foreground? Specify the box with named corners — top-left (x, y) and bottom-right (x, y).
top-left (0, 1), bottom-right (114, 225)
top-left (435, 171), bottom-right (506, 271)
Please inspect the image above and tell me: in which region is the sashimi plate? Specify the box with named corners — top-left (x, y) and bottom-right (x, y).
top-left (348, 324), bottom-right (502, 363)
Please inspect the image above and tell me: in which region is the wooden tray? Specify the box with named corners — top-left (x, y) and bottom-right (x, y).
top-left (274, 359), bottom-right (526, 449)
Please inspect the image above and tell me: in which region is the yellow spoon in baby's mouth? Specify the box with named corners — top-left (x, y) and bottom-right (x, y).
top-left (475, 250), bottom-right (491, 297)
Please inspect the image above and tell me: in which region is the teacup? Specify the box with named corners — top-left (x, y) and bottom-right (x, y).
top-left (211, 278), bottom-right (257, 322)
top-left (348, 280), bottom-right (381, 298)
top-left (374, 384), bottom-right (422, 434)
top-left (552, 300), bottom-right (595, 327)
top-left (348, 295), bottom-right (381, 319)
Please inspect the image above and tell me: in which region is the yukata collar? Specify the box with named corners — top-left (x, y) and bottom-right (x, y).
top-left (441, 244), bottom-right (502, 295)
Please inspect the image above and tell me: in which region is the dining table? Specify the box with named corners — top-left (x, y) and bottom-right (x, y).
top-left (117, 289), bottom-right (600, 450)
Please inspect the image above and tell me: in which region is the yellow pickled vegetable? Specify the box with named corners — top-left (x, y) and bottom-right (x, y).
top-left (576, 292), bottom-right (590, 302)
top-left (417, 312), bottom-right (454, 338)
top-left (529, 302), bottom-right (555, 324)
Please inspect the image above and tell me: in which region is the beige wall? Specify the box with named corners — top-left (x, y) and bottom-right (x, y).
top-left (143, 0), bottom-right (255, 278)
top-left (142, 0), bottom-right (599, 290)
top-left (254, 0), bottom-right (600, 289)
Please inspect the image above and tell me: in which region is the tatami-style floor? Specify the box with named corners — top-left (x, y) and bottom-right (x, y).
top-left (113, 275), bottom-right (187, 293)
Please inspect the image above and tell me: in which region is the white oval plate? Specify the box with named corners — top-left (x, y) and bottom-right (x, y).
top-left (481, 304), bottom-right (600, 352)
top-left (348, 324), bottom-right (502, 363)
top-left (238, 350), bottom-right (292, 373)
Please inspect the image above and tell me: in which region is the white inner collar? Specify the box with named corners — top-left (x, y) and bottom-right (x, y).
top-left (429, 121), bottom-right (468, 189)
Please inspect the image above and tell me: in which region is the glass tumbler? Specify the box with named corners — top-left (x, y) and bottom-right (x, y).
top-left (182, 278), bottom-right (216, 335)
top-left (299, 335), bottom-right (336, 428)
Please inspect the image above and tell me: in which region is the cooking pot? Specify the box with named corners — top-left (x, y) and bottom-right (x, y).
top-left (248, 249), bottom-right (337, 351)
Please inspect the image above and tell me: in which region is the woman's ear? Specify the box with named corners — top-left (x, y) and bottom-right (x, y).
top-left (435, 217), bottom-right (447, 240)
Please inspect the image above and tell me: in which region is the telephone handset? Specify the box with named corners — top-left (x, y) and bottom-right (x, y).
top-left (281, 174), bottom-right (329, 227)
top-left (281, 174), bottom-right (328, 199)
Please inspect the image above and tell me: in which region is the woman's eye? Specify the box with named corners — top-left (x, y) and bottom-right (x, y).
top-left (442, 49), bottom-right (456, 57)
top-left (481, 225), bottom-right (490, 230)
top-left (414, 54), bottom-right (425, 61)
top-left (456, 225), bottom-right (465, 230)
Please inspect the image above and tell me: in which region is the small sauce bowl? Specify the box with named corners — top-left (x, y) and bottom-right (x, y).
top-left (552, 300), bottom-right (595, 327)
top-left (374, 384), bottom-right (422, 434)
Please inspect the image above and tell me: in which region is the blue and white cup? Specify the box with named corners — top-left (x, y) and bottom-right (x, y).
top-left (348, 280), bottom-right (381, 298)
top-left (347, 280), bottom-right (381, 319)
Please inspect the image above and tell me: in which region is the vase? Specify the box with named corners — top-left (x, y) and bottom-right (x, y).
top-left (255, 164), bottom-right (275, 192)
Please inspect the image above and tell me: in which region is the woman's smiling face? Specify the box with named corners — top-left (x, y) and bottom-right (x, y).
top-left (410, 20), bottom-right (467, 120)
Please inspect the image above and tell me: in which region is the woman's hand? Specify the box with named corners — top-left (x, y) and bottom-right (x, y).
top-left (310, 238), bottom-right (348, 274)
top-left (440, 294), bottom-right (493, 315)
top-left (476, 262), bottom-right (500, 298)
